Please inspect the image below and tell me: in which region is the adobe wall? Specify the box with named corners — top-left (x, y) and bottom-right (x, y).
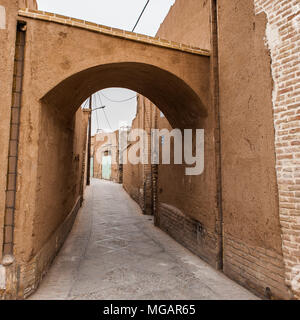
top-left (2, 10), bottom-right (208, 298)
top-left (0, 0), bottom-right (18, 297)
top-left (134, 0), bottom-right (294, 298)
top-left (155, 109), bottom-right (221, 266)
top-left (153, 0), bottom-right (221, 268)
top-left (218, 0), bottom-right (291, 299)
top-left (0, 0), bottom-right (39, 298)
top-left (92, 132), bottom-right (109, 179)
top-left (157, 0), bottom-right (211, 51)
top-left (18, 0), bottom-right (37, 10)
top-left (124, 87), bottom-right (221, 265)
top-left (123, 98), bottom-right (146, 210)
top-left (111, 130), bottom-right (120, 183)
top-left (123, 151), bottom-right (143, 206)
top-left (92, 130), bottom-right (120, 183)
top-left (122, 0), bottom-right (220, 267)
top-left (253, 0), bottom-right (300, 299)
top-left (0, 0), bottom-right (296, 300)
top-left (14, 107), bottom-right (89, 298)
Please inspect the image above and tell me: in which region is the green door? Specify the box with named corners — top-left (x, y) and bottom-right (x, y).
top-left (102, 155), bottom-right (111, 180)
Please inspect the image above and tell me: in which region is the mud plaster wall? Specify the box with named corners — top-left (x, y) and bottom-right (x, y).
top-left (157, 0), bottom-right (211, 51)
top-left (130, 0), bottom-right (294, 298)
top-left (18, 0), bottom-right (37, 10)
top-left (123, 98), bottom-right (146, 208)
top-left (92, 130), bottom-right (120, 182)
top-left (253, 0), bottom-right (300, 299)
top-left (9, 15), bottom-right (209, 292)
top-left (32, 108), bottom-right (89, 258)
top-left (218, 0), bottom-right (291, 298)
top-left (154, 0), bottom-right (220, 266)
top-left (92, 132), bottom-right (110, 179)
top-left (14, 106), bottom-right (89, 263)
top-left (0, 0), bottom-right (18, 264)
top-left (123, 0), bottom-right (220, 266)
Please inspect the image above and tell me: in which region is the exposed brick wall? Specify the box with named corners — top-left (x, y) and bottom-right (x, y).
top-left (158, 203), bottom-right (219, 267)
top-left (224, 234), bottom-right (289, 299)
top-left (254, 0), bottom-right (300, 299)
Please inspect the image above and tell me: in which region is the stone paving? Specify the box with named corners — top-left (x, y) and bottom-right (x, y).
top-left (30, 179), bottom-right (258, 300)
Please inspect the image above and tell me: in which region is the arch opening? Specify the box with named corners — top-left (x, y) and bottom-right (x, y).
top-left (42, 62), bottom-right (207, 129)
top-left (28, 61), bottom-right (212, 294)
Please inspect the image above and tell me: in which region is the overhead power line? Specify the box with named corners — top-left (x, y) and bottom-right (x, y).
top-left (97, 92), bottom-right (113, 132)
top-left (132, 0), bottom-right (150, 32)
top-left (94, 99), bottom-right (100, 131)
top-left (100, 91), bottom-right (137, 103)
top-left (97, 91), bottom-right (104, 107)
top-left (102, 108), bottom-right (113, 132)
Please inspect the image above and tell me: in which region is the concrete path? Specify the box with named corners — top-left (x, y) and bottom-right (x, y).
top-left (30, 179), bottom-right (258, 300)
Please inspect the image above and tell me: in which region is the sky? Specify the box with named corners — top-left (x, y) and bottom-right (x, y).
top-left (37, 0), bottom-right (175, 135)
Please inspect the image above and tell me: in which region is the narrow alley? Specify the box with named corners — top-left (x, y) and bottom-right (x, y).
top-left (30, 179), bottom-right (257, 300)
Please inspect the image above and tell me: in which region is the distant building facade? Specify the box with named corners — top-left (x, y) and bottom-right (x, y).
top-left (91, 130), bottom-right (122, 183)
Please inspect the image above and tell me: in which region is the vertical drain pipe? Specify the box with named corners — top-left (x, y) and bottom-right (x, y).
top-left (210, 0), bottom-right (223, 270)
top-left (2, 21), bottom-right (26, 266)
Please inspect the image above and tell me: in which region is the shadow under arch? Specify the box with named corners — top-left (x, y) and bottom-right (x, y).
top-left (42, 62), bottom-right (208, 128)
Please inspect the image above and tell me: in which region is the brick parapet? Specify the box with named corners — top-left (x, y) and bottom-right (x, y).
top-left (18, 8), bottom-right (210, 57)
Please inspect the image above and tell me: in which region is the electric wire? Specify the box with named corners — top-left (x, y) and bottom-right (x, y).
top-left (102, 107), bottom-right (113, 132)
top-left (132, 0), bottom-right (150, 32)
top-left (97, 91), bottom-right (104, 108)
top-left (97, 92), bottom-right (113, 132)
top-left (100, 91), bottom-right (137, 103)
top-left (94, 94), bottom-right (100, 132)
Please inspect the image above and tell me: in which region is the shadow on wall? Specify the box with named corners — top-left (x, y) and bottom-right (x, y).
top-left (42, 62), bottom-right (208, 129)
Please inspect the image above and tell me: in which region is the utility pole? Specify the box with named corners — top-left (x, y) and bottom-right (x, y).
top-left (87, 95), bottom-right (92, 186)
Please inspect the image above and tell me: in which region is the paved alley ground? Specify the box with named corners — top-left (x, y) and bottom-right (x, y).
top-left (30, 179), bottom-right (257, 300)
